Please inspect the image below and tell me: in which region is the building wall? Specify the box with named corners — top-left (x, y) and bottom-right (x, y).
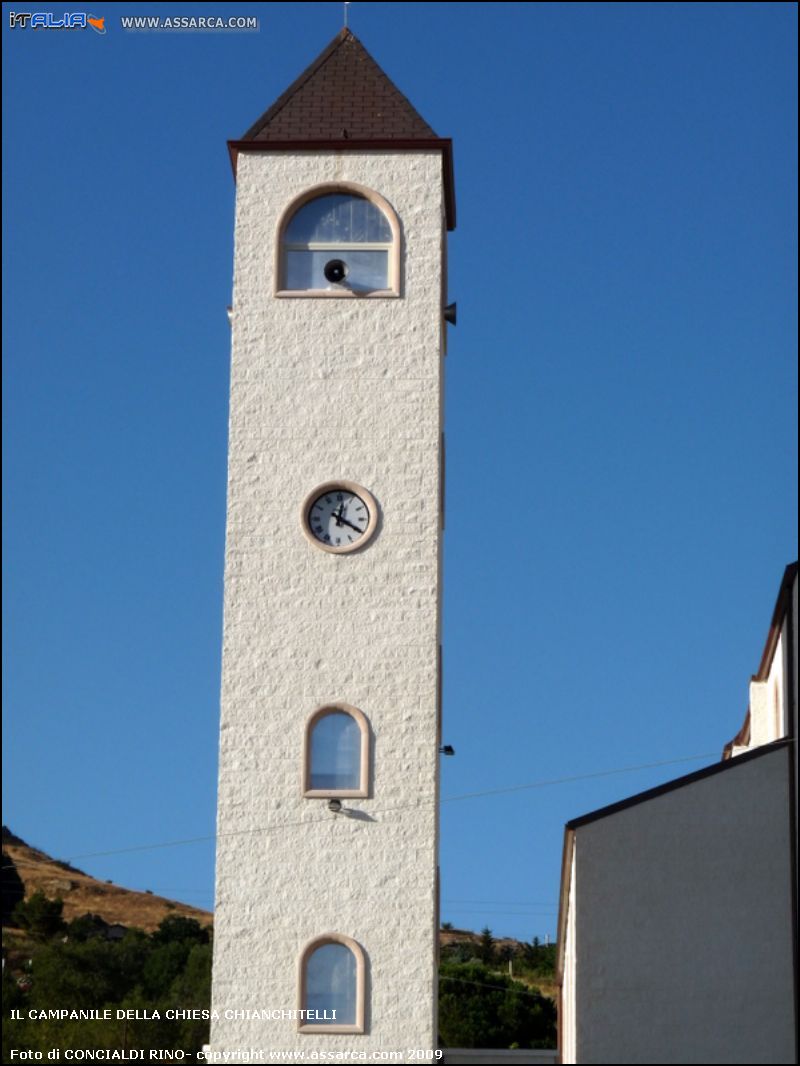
top-left (733, 567), bottom-right (798, 757)
top-left (559, 850), bottom-right (577, 1066)
top-left (211, 149), bottom-right (445, 1056)
top-left (570, 745), bottom-right (795, 1064)
top-left (747, 619), bottom-right (788, 749)
top-left (792, 573), bottom-right (798, 739)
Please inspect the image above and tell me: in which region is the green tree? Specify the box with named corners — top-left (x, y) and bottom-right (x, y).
top-left (168, 942), bottom-right (213, 1051)
top-left (66, 913), bottom-right (111, 942)
top-left (478, 926), bottom-right (495, 966)
top-left (521, 937), bottom-right (556, 977)
top-left (11, 892), bottom-right (66, 941)
top-left (438, 960), bottom-right (556, 1049)
top-left (169, 941), bottom-right (212, 1006)
top-left (442, 940), bottom-right (479, 964)
top-left (497, 943), bottom-right (516, 965)
top-left (1, 965), bottom-right (25, 1013)
top-left (1, 922), bottom-right (212, 1062)
top-left (26, 935), bottom-right (145, 1007)
top-left (141, 940), bottom-right (192, 999)
top-left (152, 915), bottom-right (210, 947)
top-left (1, 851), bottom-right (25, 924)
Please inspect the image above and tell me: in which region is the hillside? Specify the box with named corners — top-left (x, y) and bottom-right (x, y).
top-left (2, 826), bottom-right (211, 934)
top-left (2, 828), bottom-right (554, 998)
top-left (2, 828), bottom-right (556, 1053)
top-left (439, 926), bottom-right (558, 1001)
top-left (440, 925), bottom-right (539, 955)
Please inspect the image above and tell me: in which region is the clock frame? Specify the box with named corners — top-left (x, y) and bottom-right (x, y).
top-left (300, 480), bottom-right (379, 554)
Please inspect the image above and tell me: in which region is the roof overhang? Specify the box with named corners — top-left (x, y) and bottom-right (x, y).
top-left (556, 827), bottom-right (576, 986)
top-left (227, 137), bottom-right (457, 231)
top-left (724, 561), bottom-right (798, 757)
top-left (556, 736), bottom-right (792, 977)
top-left (754, 561), bottom-right (798, 682)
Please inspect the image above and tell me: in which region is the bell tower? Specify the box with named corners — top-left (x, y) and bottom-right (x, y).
top-left (211, 29), bottom-right (455, 1057)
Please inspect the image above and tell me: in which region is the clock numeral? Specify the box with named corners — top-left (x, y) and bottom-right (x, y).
top-left (306, 485), bottom-right (374, 552)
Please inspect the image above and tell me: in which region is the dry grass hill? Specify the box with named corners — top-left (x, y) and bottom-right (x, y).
top-left (3, 828), bottom-right (553, 998)
top-left (2, 827), bottom-right (211, 934)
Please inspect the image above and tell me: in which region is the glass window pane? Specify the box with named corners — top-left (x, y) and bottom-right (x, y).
top-left (285, 249), bottom-right (388, 292)
top-left (285, 194), bottom-right (391, 244)
top-left (306, 942), bottom-right (356, 1024)
top-left (310, 712), bottom-right (361, 791)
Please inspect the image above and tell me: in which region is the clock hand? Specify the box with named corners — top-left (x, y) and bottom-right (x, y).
top-left (337, 515), bottom-right (362, 534)
top-left (332, 503), bottom-right (345, 526)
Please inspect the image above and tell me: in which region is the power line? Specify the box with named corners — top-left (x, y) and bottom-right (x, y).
top-left (444, 909), bottom-right (557, 916)
top-left (440, 752), bottom-right (719, 803)
top-left (2, 750), bottom-right (717, 868)
top-left (439, 974), bottom-right (552, 1000)
top-left (444, 899), bottom-right (556, 907)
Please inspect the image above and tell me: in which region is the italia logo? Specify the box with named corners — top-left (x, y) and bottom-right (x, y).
top-left (8, 12), bottom-right (106, 33)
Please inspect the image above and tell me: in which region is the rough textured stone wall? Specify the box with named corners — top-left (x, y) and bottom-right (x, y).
top-left (211, 150), bottom-right (444, 1060)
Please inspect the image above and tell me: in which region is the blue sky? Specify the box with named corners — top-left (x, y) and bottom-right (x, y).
top-left (3, 2), bottom-right (797, 943)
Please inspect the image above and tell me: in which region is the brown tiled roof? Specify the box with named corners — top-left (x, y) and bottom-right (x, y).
top-left (241, 28), bottom-right (438, 142)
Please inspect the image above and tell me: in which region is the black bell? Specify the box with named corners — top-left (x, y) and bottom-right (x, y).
top-left (324, 259), bottom-right (348, 284)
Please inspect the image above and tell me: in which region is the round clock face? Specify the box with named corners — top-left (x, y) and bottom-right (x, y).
top-left (302, 482), bottom-right (378, 554)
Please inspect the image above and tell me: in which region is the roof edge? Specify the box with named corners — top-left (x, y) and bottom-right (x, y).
top-left (755, 562), bottom-right (798, 682)
top-left (566, 738), bottom-right (791, 831)
top-left (239, 29), bottom-right (438, 144)
top-left (555, 828), bottom-right (575, 984)
top-left (227, 138), bottom-right (456, 230)
top-left (241, 28), bottom-right (349, 141)
top-left (722, 561), bottom-right (797, 757)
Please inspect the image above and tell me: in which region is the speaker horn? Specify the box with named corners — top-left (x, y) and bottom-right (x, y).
top-left (324, 259), bottom-right (348, 284)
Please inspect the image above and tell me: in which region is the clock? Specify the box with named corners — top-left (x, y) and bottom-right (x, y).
top-left (301, 481), bottom-right (378, 554)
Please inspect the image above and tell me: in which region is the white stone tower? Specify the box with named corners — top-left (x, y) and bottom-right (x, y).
top-left (210, 30), bottom-right (455, 1059)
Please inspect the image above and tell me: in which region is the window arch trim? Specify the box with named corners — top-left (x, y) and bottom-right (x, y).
top-left (302, 703), bottom-right (371, 799)
top-left (297, 933), bottom-right (367, 1034)
top-left (275, 182), bottom-right (401, 297)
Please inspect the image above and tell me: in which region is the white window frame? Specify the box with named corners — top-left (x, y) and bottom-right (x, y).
top-left (275, 182), bottom-right (401, 297)
top-left (297, 933), bottom-right (367, 1034)
top-left (302, 703), bottom-right (371, 799)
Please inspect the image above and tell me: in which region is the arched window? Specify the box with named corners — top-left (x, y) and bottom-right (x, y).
top-left (303, 704), bottom-right (370, 798)
top-left (298, 935), bottom-right (366, 1034)
top-left (278, 184), bottom-right (400, 295)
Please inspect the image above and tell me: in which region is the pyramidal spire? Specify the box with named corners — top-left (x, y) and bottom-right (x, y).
top-left (240, 28), bottom-right (438, 142)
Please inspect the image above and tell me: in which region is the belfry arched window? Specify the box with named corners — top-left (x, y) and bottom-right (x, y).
top-left (298, 935), bottom-right (366, 1034)
top-left (278, 185), bottom-right (400, 295)
top-left (303, 704), bottom-right (370, 798)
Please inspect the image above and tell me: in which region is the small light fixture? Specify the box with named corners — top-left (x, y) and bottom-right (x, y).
top-left (439, 745), bottom-right (455, 756)
top-left (327, 798), bottom-right (343, 813)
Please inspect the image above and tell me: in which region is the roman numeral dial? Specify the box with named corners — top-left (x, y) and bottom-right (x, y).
top-left (301, 481), bottom-right (379, 554)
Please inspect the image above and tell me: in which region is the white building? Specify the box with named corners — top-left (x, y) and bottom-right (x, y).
top-left (558, 562), bottom-right (798, 1065)
top-left (210, 30), bottom-right (454, 1060)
